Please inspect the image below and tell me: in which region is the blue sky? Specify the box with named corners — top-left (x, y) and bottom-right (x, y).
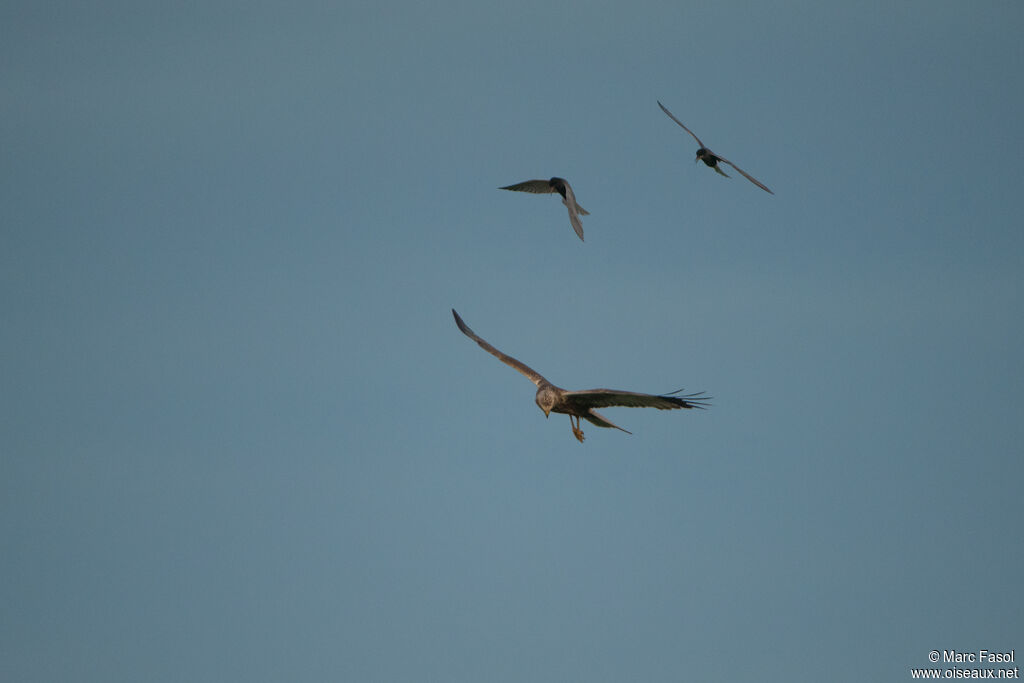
top-left (2, 1), bottom-right (1022, 681)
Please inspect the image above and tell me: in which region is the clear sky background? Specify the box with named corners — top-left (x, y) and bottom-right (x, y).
top-left (2, 1), bottom-right (1022, 681)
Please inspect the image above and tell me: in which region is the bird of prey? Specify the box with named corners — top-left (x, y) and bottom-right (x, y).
top-left (499, 177), bottom-right (589, 241)
top-left (452, 309), bottom-right (709, 442)
top-left (657, 100), bottom-right (774, 194)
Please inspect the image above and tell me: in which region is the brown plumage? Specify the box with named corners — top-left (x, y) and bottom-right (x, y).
top-left (452, 309), bottom-right (709, 442)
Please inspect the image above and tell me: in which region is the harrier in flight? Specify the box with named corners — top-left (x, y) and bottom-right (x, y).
top-left (499, 177), bottom-right (589, 241)
top-left (452, 309), bottom-right (709, 442)
top-left (657, 100), bottom-right (773, 194)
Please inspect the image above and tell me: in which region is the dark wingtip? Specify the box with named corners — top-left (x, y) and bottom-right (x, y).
top-left (451, 309), bottom-right (473, 337)
top-left (663, 389), bottom-right (712, 409)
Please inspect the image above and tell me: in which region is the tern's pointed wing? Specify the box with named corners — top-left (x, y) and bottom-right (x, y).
top-left (718, 157), bottom-right (774, 194)
top-left (657, 100), bottom-right (706, 148)
top-left (452, 309), bottom-right (548, 387)
top-left (566, 206), bottom-right (584, 241)
top-left (560, 179), bottom-right (588, 215)
top-left (560, 181), bottom-right (586, 241)
top-left (563, 388), bottom-right (710, 411)
top-left (499, 179), bottom-right (555, 194)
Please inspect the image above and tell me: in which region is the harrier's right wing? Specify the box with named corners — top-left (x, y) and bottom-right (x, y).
top-left (452, 309), bottom-right (548, 387)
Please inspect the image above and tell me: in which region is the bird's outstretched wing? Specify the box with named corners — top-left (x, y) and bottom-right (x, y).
top-left (554, 178), bottom-right (588, 215)
top-left (563, 388), bottom-right (711, 411)
top-left (566, 207), bottom-right (584, 241)
top-left (499, 179), bottom-right (555, 194)
top-left (560, 181), bottom-right (586, 241)
top-left (717, 157), bottom-right (773, 194)
top-left (452, 309), bottom-right (548, 387)
top-left (657, 100), bottom-right (706, 148)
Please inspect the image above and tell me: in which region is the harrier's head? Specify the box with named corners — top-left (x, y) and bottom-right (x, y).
top-left (535, 385), bottom-right (559, 418)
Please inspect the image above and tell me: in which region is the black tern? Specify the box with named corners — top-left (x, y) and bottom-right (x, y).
top-left (499, 177), bottom-right (589, 241)
top-left (658, 100), bottom-right (773, 194)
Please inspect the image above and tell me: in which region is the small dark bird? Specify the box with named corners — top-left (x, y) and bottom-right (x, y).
top-left (452, 309), bottom-right (709, 442)
top-left (499, 177), bottom-right (589, 241)
top-left (657, 100), bottom-right (773, 194)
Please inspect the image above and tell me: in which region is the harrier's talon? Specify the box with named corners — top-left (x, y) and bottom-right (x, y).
top-left (571, 416), bottom-right (585, 442)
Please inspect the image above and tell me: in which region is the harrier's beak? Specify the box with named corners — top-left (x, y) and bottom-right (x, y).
top-left (543, 408), bottom-right (551, 418)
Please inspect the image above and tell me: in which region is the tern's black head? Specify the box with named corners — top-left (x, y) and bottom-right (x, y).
top-left (548, 177), bottom-right (568, 199)
top-left (696, 149), bottom-right (719, 167)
